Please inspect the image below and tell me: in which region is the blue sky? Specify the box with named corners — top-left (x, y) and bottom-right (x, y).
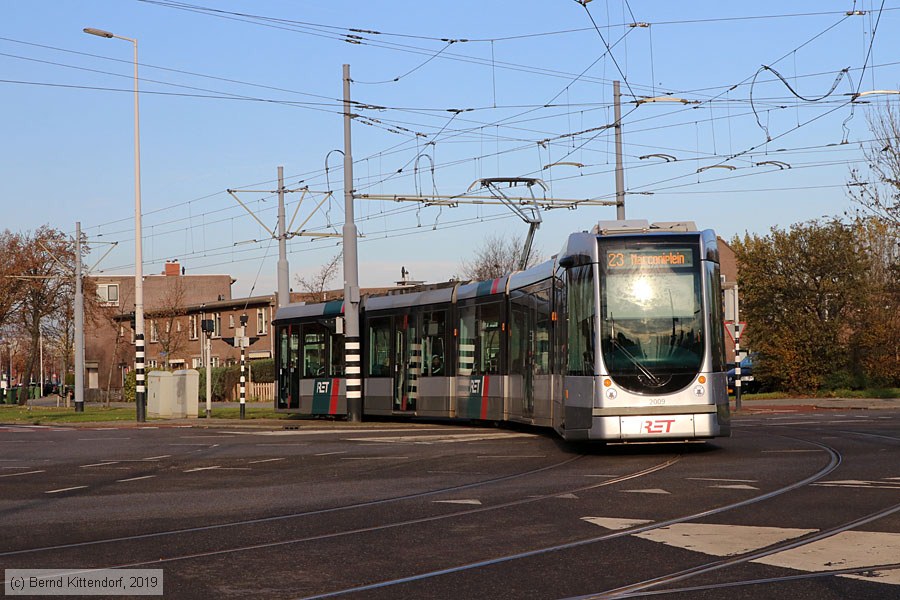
top-left (3, 1), bottom-right (898, 296)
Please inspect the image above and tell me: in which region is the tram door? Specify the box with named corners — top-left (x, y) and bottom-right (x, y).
top-left (393, 315), bottom-right (418, 412)
top-left (277, 325), bottom-right (300, 410)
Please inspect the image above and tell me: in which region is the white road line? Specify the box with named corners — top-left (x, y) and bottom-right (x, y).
top-left (45, 486), bottom-right (89, 494)
top-left (0, 470), bottom-right (45, 478)
top-left (79, 462), bottom-right (119, 468)
top-left (183, 466), bottom-right (222, 473)
top-left (636, 523), bottom-right (817, 556)
top-left (712, 484), bottom-right (760, 490)
top-left (622, 489), bottom-right (671, 495)
top-left (582, 517), bottom-right (654, 530)
top-left (247, 458), bottom-right (286, 464)
top-left (77, 437), bottom-right (131, 441)
top-left (433, 499), bottom-right (482, 505)
top-left (314, 451), bottom-right (347, 456)
top-left (340, 457), bottom-right (408, 460)
top-left (477, 455), bottom-right (547, 459)
top-left (117, 475), bottom-right (156, 483)
top-left (688, 477), bottom-right (758, 483)
top-left (143, 455), bottom-right (171, 460)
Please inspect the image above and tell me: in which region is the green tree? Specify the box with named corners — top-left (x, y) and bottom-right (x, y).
top-left (732, 220), bottom-right (872, 393)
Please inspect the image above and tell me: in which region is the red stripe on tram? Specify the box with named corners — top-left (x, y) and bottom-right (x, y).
top-left (491, 278), bottom-right (501, 294)
top-left (480, 375), bottom-right (490, 419)
top-left (329, 378), bottom-right (340, 414)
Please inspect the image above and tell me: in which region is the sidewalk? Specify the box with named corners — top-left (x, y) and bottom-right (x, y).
top-left (732, 396), bottom-right (900, 413)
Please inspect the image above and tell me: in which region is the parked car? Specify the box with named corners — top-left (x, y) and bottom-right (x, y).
top-left (727, 353), bottom-right (760, 394)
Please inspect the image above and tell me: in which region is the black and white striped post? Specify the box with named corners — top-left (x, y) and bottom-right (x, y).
top-left (135, 332), bottom-right (146, 422)
top-left (342, 63), bottom-right (363, 422)
top-left (239, 314), bottom-right (248, 420)
top-left (734, 327), bottom-right (742, 411)
top-left (239, 344), bottom-right (246, 419)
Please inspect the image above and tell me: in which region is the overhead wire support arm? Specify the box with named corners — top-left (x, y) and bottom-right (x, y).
top-left (468, 177), bottom-right (546, 270)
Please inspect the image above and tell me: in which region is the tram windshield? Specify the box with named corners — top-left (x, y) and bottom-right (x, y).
top-left (598, 237), bottom-right (704, 394)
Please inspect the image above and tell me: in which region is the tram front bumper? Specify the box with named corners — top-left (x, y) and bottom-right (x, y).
top-left (584, 409), bottom-right (724, 441)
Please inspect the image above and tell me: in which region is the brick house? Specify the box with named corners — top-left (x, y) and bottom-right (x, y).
top-left (85, 260), bottom-right (276, 399)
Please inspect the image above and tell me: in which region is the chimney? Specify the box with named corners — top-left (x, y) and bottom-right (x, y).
top-left (164, 259), bottom-right (181, 276)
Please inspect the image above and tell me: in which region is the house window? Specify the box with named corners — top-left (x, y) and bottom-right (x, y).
top-left (211, 356), bottom-right (220, 368)
top-left (148, 359), bottom-right (158, 369)
top-left (191, 357), bottom-right (202, 369)
top-left (229, 314), bottom-right (235, 329)
top-left (97, 283), bottom-right (119, 306)
top-left (257, 307), bottom-right (268, 335)
top-left (149, 320), bottom-right (159, 343)
top-left (189, 315), bottom-right (198, 340)
top-left (214, 313), bottom-right (222, 337)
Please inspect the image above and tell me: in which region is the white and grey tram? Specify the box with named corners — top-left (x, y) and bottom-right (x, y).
top-left (274, 220), bottom-right (730, 442)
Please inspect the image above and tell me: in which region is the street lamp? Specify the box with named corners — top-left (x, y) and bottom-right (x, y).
top-left (83, 27), bottom-right (146, 422)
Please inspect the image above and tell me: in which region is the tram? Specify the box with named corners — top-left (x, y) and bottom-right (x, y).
top-left (274, 220), bottom-right (730, 441)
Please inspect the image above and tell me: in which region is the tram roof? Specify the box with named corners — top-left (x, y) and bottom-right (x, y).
top-left (274, 300), bottom-right (343, 322)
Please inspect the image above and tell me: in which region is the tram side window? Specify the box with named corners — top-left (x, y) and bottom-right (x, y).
top-left (330, 326), bottom-right (345, 376)
top-left (421, 310), bottom-right (446, 376)
top-left (705, 262), bottom-right (726, 372)
top-left (302, 323), bottom-right (328, 378)
top-left (277, 325), bottom-right (290, 409)
top-left (368, 317), bottom-right (391, 377)
top-left (458, 300), bottom-right (505, 375)
top-left (532, 283), bottom-right (552, 375)
top-left (567, 265), bottom-right (596, 376)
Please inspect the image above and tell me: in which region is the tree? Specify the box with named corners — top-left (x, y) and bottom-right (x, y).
top-left (150, 276), bottom-right (189, 369)
top-left (16, 226), bottom-right (77, 387)
top-left (296, 251), bottom-right (342, 300)
top-left (847, 101), bottom-right (900, 228)
top-left (0, 231), bottom-right (26, 330)
top-left (457, 233), bottom-right (541, 281)
top-left (847, 216), bottom-right (900, 386)
top-left (732, 220), bottom-right (872, 393)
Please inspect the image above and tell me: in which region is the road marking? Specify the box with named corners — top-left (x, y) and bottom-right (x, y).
top-left (433, 499), bottom-right (482, 505)
top-left (340, 456), bottom-right (408, 460)
top-left (711, 484), bottom-right (759, 490)
top-left (626, 522), bottom-right (900, 587)
top-left (753, 531), bottom-right (900, 585)
top-left (184, 466), bottom-right (222, 473)
top-left (347, 432), bottom-right (535, 444)
top-left (117, 475), bottom-right (156, 483)
top-left (227, 428), bottom-right (453, 437)
top-left (80, 462), bottom-right (119, 468)
top-left (582, 517), bottom-right (654, 530)
top-left (45, 486), bottom-right (89, 494)
top-left (636, 523), bottom-right (817, 556)
top-left (555, 493), bottom-right (579, 499)
top-left (761, 450), bottom-right (821, 453)
top-left (247, 458), bottom-right (286, 464)
top-left (477, 455), bottom-right (547, 459)
top-left (77, 437), bottom-right (131, 441)
top-left (622, 488), bottom-right (671, 495)
top-left (144, 455), bottom-right (171, 460)
top-left (0, 470), bottom-right (45, 478)
top-left (315, 451), bottom-right (347, 456)
top-left (688, 477), bottom-right (758, 483)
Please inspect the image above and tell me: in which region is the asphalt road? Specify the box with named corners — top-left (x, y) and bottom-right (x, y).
top-left (1, 409), bottom-right (898, 599)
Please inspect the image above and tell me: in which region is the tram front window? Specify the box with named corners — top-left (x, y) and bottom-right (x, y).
top-left (599, 239), bottom-right (704, 394)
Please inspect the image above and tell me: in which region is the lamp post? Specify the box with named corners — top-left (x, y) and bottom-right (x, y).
top-left (84, 27), bottom-right (146, 422)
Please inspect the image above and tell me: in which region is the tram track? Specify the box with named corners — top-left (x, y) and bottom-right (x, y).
top-left (292, 436), bottom-right (841, 599)
top-left (0, 454), bottom-right (682, 574)
top-left (584, 499), bottom-right (900, 598)
top-left (0, 451), bottom-right (587, 558)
